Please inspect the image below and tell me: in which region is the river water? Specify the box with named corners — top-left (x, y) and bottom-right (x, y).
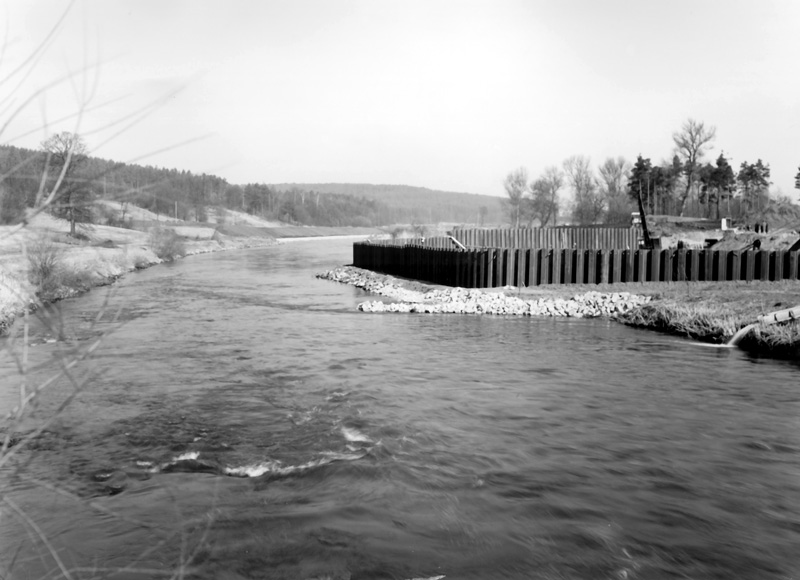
top-left (2, 238), bottom-right (800, 580)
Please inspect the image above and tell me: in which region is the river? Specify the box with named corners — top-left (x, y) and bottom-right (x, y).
top-left (2, 238), bottom-right (800, 580)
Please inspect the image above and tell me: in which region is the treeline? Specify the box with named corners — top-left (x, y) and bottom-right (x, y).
top-left (505, 119), bottom-right (800, 227)
top-left (270, 183), bottom-right (504, 225)
top-left (0, 140), bottom-right (423, 227)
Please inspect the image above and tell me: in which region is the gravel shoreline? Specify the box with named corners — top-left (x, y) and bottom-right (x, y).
top-left (317, 266), bottom-right (800, 358)
top-left (316, 266), bottom-right (651, 318)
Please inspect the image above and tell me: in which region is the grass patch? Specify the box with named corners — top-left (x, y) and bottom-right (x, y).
top-left (619, 301), bottom-right (751, 343)
top-left (738, 321), bottom-right (800, 358)
top-left (619, 284), bottom-right (800, 357)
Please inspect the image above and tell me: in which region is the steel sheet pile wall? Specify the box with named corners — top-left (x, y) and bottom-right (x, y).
top-left (451, 227), bottom-right (640, 250)
top-left (419, 236), bottom-right (457, 249)
top-left (374, 237), bottom-right (456, 248)
top-left (353, 243), bottom-right (800, 288)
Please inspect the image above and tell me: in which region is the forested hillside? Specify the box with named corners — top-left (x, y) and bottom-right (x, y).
top-left (271, 183), bottom-right (503, 224)
top-left (0, 141), bottom-right (501, 228)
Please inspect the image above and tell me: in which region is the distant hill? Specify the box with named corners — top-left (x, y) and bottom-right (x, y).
top-left (270, 183), bottom-right (504, 225)
top-left (0, 143), bottom-right (504, 227)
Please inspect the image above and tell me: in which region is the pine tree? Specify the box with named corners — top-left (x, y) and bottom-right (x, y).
top-left (627, 155), bottom-right (653, 209)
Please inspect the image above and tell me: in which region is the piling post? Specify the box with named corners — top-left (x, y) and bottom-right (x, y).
top-left (476, 250), bottom-right (485, 288)
top-left (599, 250), bottom-right (609, 284)
top-left (773, 250), bottom-right (784, 281)
top-left (790, 251), bottom-right (799, 280)
top-left (575, 249), bottom-right (586, 284)
top-left (649, 249), bottom-right (661, 283)
top-left (541, 250), bottom-right (552, 284)
top-left (520, 249), bottom-right (529, 287)
top-left (758, 249), bottom-right (769, 281)
top-left (564, 249), bottom-right (574, 284)
top-left (515, 249), bottom-right (524, 287)
top-left (586, 250), bottom-right (596, 284)
top-left (730, 250), bottom-right (741, 281)
top-left (636, 250), bottom-right (647, 283)
top-left (610, 249), bottom-right (621, 284)
top-left (487, 249), bottom-right (496, 287)
top-left (718, 250), bottom-right (729, 281)
top-left (552, 249), bottom-right (562, 284)
top-left (676, 250), bottom-right (687, 282)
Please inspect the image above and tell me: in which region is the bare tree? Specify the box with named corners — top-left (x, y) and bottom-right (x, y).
top-left (40, 132), bottom-right (90, 236)
top-left (672, 118), bottom-right (716, 216)
top-left (528, 166), bottom-right (563, 227)
top-left (598, 156), bottom-right (628, 195)
top-left (563, 155), bottom-right (604, 225)
top-left (598, 156), bottom-right (632, 225)
top-left (503, 167), bottom-right (528, 227)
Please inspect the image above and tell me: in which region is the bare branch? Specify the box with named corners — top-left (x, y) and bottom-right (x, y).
top-left (2, 496), bottom-right (76, 580)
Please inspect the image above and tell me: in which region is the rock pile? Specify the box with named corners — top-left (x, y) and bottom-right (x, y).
top-left (317, 266), bottom-right (650, 318)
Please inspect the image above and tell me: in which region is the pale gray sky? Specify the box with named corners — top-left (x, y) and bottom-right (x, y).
top-left (3, 0), bottom-right (799, 199)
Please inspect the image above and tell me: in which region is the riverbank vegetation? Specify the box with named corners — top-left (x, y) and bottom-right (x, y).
top-left (616, 281), bottom-right (800, 356)
top-left (620, 300), bottom-right (800, 357)
top-left (147, 226), bottom-right (186, 261)
top-left (0, 214), bottom-right (283, 335)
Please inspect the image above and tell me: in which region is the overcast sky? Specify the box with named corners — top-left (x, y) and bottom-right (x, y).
top-left (3, 0), bottom-right (799, 199)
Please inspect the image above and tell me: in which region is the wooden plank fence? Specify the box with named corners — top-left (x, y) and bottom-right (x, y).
top-left (451, 227), bottom-right (640, 250)
top-left (353, 243), bottom-right (800, 288)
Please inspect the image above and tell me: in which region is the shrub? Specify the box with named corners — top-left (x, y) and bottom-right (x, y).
top-left (134, 256), bottom-right (151, 269)
top-left (98, 204), bottom-right (134, 229)
top-left (148, 227), bottom-right (186, 261)
top-left (58, 266), bottom-right (94, 290)
top-left (26, 235), bottom-right (64, 296)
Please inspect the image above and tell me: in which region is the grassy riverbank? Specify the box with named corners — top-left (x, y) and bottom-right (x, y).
top-left (0, 214), bottom-right (279, 334)
top-left (614, 281), bottom-right (800, 356)
top-left (553, 280), bottom-right (798, 357)
top-left (499, 279), bottom-right (798, 356)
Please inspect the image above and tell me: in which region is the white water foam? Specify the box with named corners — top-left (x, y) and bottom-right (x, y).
top-left (326, 390), bottom-right (351, 401)
top-left (319, 451), bottom-right (365, 461)
top-left (223, 452), bottom-right (365, 478)
top-left (224, 459), bottom-right (288, 478)
top-left (174, 451), bottom-right (200, 461)
top-left (342, 426), bottom-right (372, 443)
top-left (144, 451), bottom-right (202, 473)
top-left (144, 444), bottom-right (369, 478)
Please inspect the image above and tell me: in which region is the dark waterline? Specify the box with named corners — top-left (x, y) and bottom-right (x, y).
top-left (2, 239), bottom-right (800, 580)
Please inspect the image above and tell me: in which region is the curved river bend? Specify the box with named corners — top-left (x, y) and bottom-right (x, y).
top-left (2, 239), bottom-right (800, 580)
